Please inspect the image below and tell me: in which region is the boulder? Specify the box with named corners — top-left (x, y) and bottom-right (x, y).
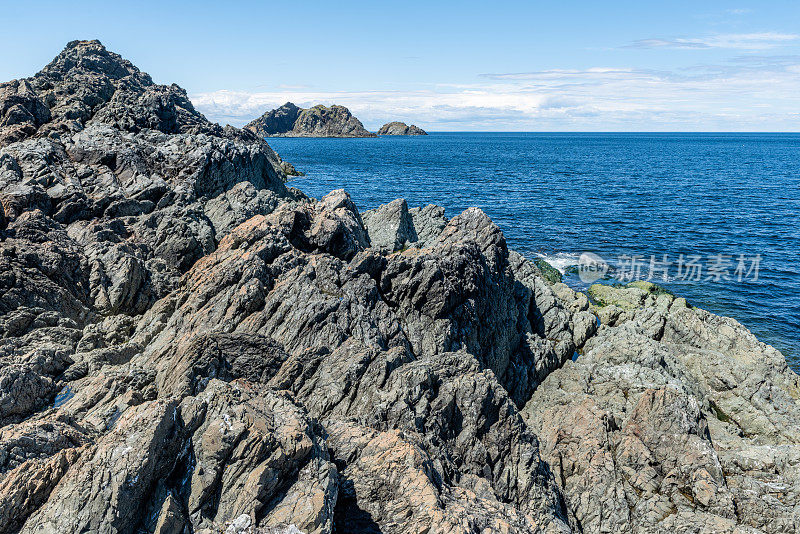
top-left (361, 198), bottom-right (417, 253)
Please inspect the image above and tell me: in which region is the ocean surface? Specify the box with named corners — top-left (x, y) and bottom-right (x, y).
top-left (268, 133), bottom-right (800, 369)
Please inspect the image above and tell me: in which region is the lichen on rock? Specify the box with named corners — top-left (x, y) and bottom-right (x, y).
top-left (1, 41), bottom-right (798, 534)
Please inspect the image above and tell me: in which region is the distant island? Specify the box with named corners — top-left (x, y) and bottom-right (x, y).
top-left (378, 121), bottom-right (428, 135)
top-left (244, 102), bottom-right (376, 138)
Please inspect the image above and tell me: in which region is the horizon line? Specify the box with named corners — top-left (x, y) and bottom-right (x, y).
top-left (267, 130), bottom-right (800, 135)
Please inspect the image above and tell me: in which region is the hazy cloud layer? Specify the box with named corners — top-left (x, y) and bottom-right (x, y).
top-left (623, 32), bottom-right (800, 50)
top-left (191, 55), bottom-right (800, 131)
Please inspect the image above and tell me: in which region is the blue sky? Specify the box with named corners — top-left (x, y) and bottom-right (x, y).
top-left (3, 0), bottom-right (800, 130)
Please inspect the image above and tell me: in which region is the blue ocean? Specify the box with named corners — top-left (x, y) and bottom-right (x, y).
top-left (268, 133), bottom-right (800, 369)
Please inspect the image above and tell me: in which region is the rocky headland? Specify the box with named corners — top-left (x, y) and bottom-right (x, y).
top-left (0, 40), bottom-right (798, 534)
top-left (245, 102), bottom-right (376, 138)
top-left (377, 122), bottom-right (428, 136)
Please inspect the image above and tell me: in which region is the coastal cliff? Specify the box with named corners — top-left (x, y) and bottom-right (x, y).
top-left (1, 41), bottom-right (798, 534)
top-left (378, 121), bottom-right (428, 135)
top-left (245, 102), bottom-right (376, 138)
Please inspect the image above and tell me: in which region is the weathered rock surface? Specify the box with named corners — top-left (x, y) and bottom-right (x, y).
top-left (246, 102), bottom-right (376, 138)
top-left (1, 42), bottom-right (798, 534)
top-left (361, 198), bottom-right (417, 253)
top-left (377, 121), bottom-right (428, 136)
top-left (244, 102), bottom-right (303, 137)
top-left (522, 282), bottom-right (800, 533)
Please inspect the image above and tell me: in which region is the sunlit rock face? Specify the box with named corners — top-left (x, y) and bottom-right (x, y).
top-left (246, 102), bottom-right (376, 138)
top-left (0, 41), bottom-right (798, 534)
top-left (377, 121), bottom-right (428, 135)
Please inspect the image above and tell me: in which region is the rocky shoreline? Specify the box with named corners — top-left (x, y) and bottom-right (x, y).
top-left (0, 41), bottom-right (798, 534)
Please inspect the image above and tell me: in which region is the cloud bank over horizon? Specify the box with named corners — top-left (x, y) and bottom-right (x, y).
top-left (191, 51), bottom-right (800, 132)
top-left (3, 2), bottom-right (799, 132)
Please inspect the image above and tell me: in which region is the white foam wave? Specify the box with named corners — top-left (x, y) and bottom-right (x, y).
top-left (533, 252), bottom-right (582, 274)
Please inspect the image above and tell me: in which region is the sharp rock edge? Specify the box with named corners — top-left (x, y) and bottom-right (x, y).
top-left (0, 40), bottom-right (798, 534)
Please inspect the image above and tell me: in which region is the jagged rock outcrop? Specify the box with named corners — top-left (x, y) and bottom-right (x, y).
top-left (245, 102), bottom-right (303, 137)
top-left (361, 198), bottom-right (417, 253)
top-left (377, 121), bottom-right (427, 136)
top-left (1, 42), bottom-right (798, 534)
top-left (522, 282), bottom-right (800, 533)
top-left (0, 40), bottom-right (301, 331)
top-left (245, 102), bottom-right (376, 138)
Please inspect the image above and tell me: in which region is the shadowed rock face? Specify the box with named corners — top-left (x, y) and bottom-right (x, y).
top-left (246, 102), bottom-right (376, 138)
top-left (377, 121), bottom-right (428, 136)
top-left (1, 42), bottom-right (798, 534)
top-left (243, 102), bottom-right (302, 136)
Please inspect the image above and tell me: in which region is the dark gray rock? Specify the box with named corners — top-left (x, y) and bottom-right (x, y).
top-left (377, 121), bottom-right (428, 135)
top-left (408, 203), bottom-right (448, 247)
top-left (2, 41), bottom-right (798, 534)
top-left (361, 198), bottom-right (417, 253)
top-left (243, 102), bottom-right (301, 136)
top-left (246, 102), bottom-right (376, 138)
top-left (0, 40), bottom-right (291, 226)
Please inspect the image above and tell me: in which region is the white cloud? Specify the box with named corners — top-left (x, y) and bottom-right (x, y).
top-left (190, 57), bottom-right (800, 132)
top-left (625, 32), bottom-right (799, 50)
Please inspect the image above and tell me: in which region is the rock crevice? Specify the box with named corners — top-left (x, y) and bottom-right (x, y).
top-left (1, 41), bottom-right (798, 534)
